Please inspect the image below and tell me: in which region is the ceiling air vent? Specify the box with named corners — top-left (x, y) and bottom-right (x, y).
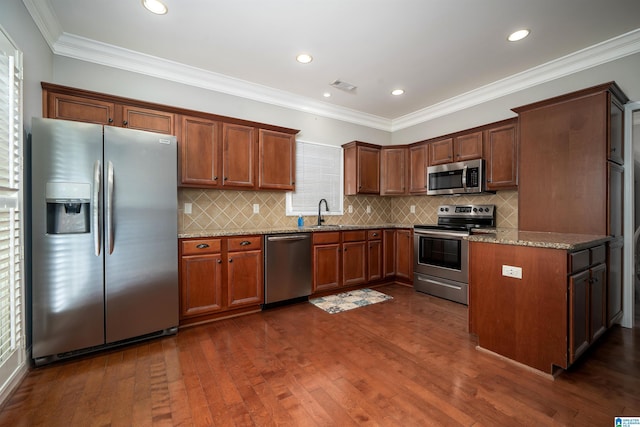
top-left (330, 79), bottom-right (357, 92)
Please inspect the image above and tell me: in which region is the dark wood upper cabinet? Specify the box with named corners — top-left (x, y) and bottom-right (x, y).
top-left (343, 141), bottom-right (380, 195)
top-left (429, 138), bottom-right (453, 165)
top-left (483, 119), bottom-right (518, 191)
top-left (514, 82), bottom-right (628, 235)
top-left (222, 123), bottom-right (255, 188)
top-left (258, 129), bottom-right (296, 191)
top-left (453, 131), bottom-right (483, 162)
top-left (45, 91), bottom-right (116, 126)
top-left (180, 116), bottom-right (220, 187)
top-left (408, 143), bottom-right (428, 194)
top-left (121, 105), bottom-right (175, 134)
top-left (380, 146), bottom-right (408, 195)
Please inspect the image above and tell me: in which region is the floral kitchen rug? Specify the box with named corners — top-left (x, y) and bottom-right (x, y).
top-left (309, 288), bottom-right (393, 314)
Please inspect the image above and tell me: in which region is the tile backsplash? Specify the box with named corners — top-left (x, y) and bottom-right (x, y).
top-left (178, 189), bottom-right (518, 234)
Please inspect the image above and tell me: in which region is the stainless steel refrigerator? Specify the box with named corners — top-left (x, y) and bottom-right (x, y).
top-left (30, 117), bottom-right (178, 365)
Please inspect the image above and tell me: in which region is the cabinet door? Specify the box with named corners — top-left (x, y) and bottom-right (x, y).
top-left (454, 131), bottom-right (483, 161)
top-left (395, 229), bottom-right (413, 281)
top-left (367, 239), bottom-right (383, 282)
top-left (569, 270), bottom-right (590, 363)
top-left (484, 122), bottom-right (518, 190)
top-left (607, 238), bottom-right (623, 326)
top-left (180, 254), bottom-right (223, 317)
top-left (429, 138), bottom-right (453, 165)
top-left (121, 105), bottom-right (175, 135)
top-left (313, 244), bottom-right (341, 292)
top-left (608, 163), bottom-right (623, 237)
top-left (222, 123), bottom-right (255, 188)
top-left (47, 92), bottom-right (116, 125)
top-left (343, 241), bottom-right (367, 286)
top-left (227, 250), bottom-right (263, 307)
top-left (259, 129), bottom-right (295, 190)
top-left (609, 96), bottom-right (624, 165)
top-left (408, 143), bottom-right (428, 194)
top-left (590, 263), bottom-right (607, 342)
top-left (383, 229), bottom-right (396, 278)
top-left (380, 147), bottom-right (407, 195)
top-left (180, 116), bottom-right (219, 186)
top-left (358, 146), bottom-right (381, 194)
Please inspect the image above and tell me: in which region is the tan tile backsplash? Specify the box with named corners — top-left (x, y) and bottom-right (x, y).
top-left (178, 189), bottom-right (518, 234)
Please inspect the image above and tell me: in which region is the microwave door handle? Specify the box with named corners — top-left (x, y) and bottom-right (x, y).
top-left (461, 165), bottom-right (468, 189)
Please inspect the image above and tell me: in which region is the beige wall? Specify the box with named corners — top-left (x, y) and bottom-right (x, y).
top-left (178, 188), bottom-right (518, 233)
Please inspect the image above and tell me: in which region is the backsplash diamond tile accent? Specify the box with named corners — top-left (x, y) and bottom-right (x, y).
top-left (178, 189), bottom-right (518, 234)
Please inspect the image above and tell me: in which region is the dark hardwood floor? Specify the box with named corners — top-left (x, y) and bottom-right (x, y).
top-left (1, 284), bottom-right (638, 426)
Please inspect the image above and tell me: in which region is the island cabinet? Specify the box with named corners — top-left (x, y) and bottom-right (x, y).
top-left (470, 239), bottom-right (609, 375)
top-left (343, 141), bottom-right (380, 195)
top-left (483, 119), bottom-right (518, 191)
top-left (179, 235), bottom-right (263, 325)
top-left (514, 82), bottom-right (628, 328)
top-left (42, 82), bottom-right (175, 134)
top-left (380, 146), bottom-right (408, 195)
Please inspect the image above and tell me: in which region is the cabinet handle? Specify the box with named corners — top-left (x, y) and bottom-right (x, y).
top-left (196, 243), bottom-right (210, 249)
top-left (240, 241), bottom-right (251, 246)
top-left (217, 259), bottom-right (222, 264)
top-left (213, 175), bottom-right (218, 180)
top-left (611, 147), bottom-right (617, 152)
top-left (292, 181), bottom-right (295, 185)
top-left (123, 120), bottom-right (128, 126)
top-left (224, 177), bottom-right (228, 181)
top-left (108, 118), bottom-right (113, 123)
top-left (373, 233), bottom-right (378, 237)
top-left (229, 258), bottom-right (233, 263)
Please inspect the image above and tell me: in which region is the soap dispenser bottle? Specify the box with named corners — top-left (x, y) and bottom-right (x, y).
top-left (297, 214), bottom-right (304, 228)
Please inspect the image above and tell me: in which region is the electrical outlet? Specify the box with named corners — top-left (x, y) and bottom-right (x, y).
top-left (253, 204), bottom-right (259, 214)
top-left (410, 205), bottom-right (416, 214)
top-left (502, 265), bottom-right (523, 279)
top-left (366, 205), bottom-right (371, 214)
top-left (348, 205), bottom-right (353, 213)
top-left (184, 203), bottom-right (192, 214)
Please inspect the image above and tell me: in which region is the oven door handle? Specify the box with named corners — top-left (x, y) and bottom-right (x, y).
top-left (416, 276), bottom-right (463, 290)
top-left (414, 230), bottom-right (467, 239)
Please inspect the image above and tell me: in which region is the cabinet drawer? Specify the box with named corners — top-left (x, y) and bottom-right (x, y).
top-left (313, 231), bottom-right (340, 245)
top-left (368, 229), bottom-right (382, 240)
top-left (181, 238), bottom-right (221, 255)
top-left (591, 245), bottom-right (606, 265)
top-left (343, 230), bottom-right (366, 242)
top-left (227, 236), bottom-right (262, 252)
top-left (569, 249), bottom-right (590, 274)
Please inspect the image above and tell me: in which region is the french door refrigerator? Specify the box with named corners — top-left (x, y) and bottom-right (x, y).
top-left (30, 117), bottom-right (178, 365)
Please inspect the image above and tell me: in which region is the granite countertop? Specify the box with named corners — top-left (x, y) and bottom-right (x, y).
top-left (466, 228), bottom-right (612, 250)
top-left (179, 223), bottom-right (414, 239)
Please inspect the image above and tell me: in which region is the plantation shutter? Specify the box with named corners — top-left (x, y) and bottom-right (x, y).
top-left (0, 26), bottom-right (24, 396)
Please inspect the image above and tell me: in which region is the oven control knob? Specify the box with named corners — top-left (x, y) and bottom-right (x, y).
top-left (473, 208), bottom-right (477, 212)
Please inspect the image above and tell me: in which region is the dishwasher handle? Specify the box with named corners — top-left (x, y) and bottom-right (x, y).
top-left (267, 234), bottom-right (309, 242)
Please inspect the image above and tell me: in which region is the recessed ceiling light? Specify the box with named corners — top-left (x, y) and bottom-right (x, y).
top-left (391, 89), bottom-right (405, 96)
top-left (323, 92), bottom-right (331, 98)
top-left (142, 0), bottom-right (168, 15)
top-left (296, 53), bottom-right (313, 64)
top-left (508, 29), bottom-right (530, 42)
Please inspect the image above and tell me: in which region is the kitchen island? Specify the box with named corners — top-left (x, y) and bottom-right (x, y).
top-left (467, 229), bottom-right (612, 376)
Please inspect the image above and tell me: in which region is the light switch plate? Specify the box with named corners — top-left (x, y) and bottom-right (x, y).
top-left (348, 205), bottom-right (353, 213)
top-left (184, 203), bottom-right (192, 214)
top-left (502, 265), bottom-right (523, 279)
top-left (366, 205), bottom-right (371, 214)
top-left (253, 204), bottom-right (259, 214)
top-left (410, 205), bottom-right (416, 214)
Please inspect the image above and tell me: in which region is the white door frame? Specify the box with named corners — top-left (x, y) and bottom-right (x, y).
top-left (623, 101), bottom-right (640, 328)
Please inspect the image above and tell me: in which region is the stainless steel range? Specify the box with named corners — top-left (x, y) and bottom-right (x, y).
top-left (413, 204), bottom-right (496, 305)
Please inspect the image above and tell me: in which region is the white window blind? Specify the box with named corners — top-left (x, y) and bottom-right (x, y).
top-left (286, 140), bottom-right (343, 216)
top-left (0, 26), bottom-right (23, 398)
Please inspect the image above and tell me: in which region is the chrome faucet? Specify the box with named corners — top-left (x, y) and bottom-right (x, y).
top-left (317, 199), bottom-right (329, 226)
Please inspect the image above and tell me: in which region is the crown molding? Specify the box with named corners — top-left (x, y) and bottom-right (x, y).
top-left (23, 0), bottom-right (640, 133)
top-left (391, 28), bottom-right (640, 131)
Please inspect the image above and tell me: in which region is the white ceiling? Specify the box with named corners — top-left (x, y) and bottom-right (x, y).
top-left (23, 0), bottom-right (640, 131)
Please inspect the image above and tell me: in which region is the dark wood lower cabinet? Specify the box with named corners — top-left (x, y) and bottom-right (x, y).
top-left (395, 229), bottom-right (413, 282)
top-left (179, 236), bottom-right (263, 326)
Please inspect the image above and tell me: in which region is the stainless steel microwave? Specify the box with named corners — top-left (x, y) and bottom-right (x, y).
top-left (426, 159), bottom-right (485, 195)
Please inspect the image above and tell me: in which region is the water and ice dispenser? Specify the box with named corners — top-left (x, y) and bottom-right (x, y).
top-left (45, 182), bottom-right (91, 234)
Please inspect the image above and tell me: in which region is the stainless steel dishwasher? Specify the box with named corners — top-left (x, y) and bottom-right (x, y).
top-left (264, 233), bottom-right (312, 305)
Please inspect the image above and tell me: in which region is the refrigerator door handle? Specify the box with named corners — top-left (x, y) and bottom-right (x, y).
top-left (106, 161), bottom-right (114, 255)
top-left (93, 160), bottom-right (101, 256)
